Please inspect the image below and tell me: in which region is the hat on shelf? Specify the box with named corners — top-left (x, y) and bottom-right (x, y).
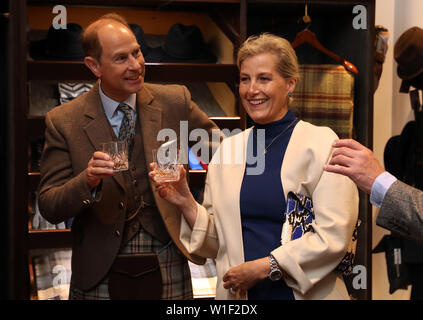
top-left (29, 23), bottom-right (85, 61)
top-left (148, 23), bottom-right (217, 63)
top-left (129, 23), bottom-right (153, 61)
top-left (394, 26), bottom-right (423, 91)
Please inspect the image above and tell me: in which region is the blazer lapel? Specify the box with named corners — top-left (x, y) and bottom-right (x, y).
top-left (82, 82), bottom-right (126, 191)
top-left (136, 86), bottom-right (161, 168)
top-left (224, 129), bottom-right (249, 266)
top-left (136, 87), bottom-right (185, 252)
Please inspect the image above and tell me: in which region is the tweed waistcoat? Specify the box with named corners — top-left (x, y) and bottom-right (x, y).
top-left (121, 119), bottom-right (170, 245)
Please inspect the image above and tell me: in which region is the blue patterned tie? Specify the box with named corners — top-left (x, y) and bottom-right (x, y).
top-left (117, 103), bottom-right (135, 155)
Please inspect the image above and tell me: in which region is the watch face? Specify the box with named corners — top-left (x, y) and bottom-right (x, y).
top-left (269, 269), bottom-right (282, 281)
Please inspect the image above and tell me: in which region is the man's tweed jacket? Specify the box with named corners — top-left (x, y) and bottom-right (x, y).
top-left (377, 180), bottom-right (423, 244)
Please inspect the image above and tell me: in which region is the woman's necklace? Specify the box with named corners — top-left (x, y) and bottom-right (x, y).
top-left (253, 119), bottom-right (298, 155)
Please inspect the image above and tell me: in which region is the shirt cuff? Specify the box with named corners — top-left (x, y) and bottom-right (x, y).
top-left (370, 171), bottom-right (397, 207)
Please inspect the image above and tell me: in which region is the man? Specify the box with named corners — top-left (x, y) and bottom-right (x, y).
top-left (324, 139), bottom-right (423, 244)
top-left (38, 13), bottom-right (219, 299)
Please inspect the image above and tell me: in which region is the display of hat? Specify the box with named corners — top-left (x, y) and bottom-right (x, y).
top-left (129, 23), bottom-right (153, 60)
top-left (29, 23), bottom-right (85, 61)
top-left (394, 27), bottom-right (423, 90)
top-left (148, 23), bottom-right (217, 63)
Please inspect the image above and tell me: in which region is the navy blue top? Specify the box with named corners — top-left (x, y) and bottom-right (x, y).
top-left (240, 110), bottom-right (298, 300)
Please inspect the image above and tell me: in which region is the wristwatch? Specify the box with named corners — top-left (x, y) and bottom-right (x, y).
top-left (268, 254), bottom-right (282, 281)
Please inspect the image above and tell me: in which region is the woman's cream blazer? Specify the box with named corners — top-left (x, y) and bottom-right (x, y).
top-left (180, 120), bottom-right (359, 300)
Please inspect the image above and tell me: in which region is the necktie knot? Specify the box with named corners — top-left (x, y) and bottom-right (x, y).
top-left (118, 103), bottom-right (133, 123)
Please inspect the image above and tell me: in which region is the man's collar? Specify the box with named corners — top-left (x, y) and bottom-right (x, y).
top-left (99, 83), bottom-right (137, 118)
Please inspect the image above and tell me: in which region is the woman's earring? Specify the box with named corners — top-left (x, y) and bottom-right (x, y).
top-left (288, 92), bottom-right (293, 98)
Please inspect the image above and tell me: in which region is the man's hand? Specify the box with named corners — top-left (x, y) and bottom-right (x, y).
top-left (324, 139), bottom-right (385, 194)
top-left (86, 151), bottom-right (114, 189)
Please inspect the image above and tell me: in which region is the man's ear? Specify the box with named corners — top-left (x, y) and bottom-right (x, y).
top-left (84, 56), bottom-right (101, 78)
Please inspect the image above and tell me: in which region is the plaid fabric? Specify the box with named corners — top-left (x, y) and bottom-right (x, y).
top-left (292, 65), bottom-right (355, 139)
top-left (69, 228), bottom-right (193, 300)
top-left (189, 259), bottom-right (217, 299)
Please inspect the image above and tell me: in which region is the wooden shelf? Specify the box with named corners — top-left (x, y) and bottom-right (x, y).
top-left (27, 0), bottom-right (240, 6)
top-left (28, 229), bottom-right (72, 249)
top-left (28, 172), bottom-right (40, 191)
top-left (27, 61), bottom-right (238, 82)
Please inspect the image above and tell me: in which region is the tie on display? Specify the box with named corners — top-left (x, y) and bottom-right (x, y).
top-left (118, 103), bottom-right (135, 154)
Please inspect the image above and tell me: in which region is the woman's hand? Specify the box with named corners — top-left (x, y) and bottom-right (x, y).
top-left (149, 163), bottom-right (198, 228)
top-left (222, 257), bottom-right (270, 295)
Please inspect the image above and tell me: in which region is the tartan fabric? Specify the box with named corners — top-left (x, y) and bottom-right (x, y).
top-left (69, 227), bottom-right (193, 300)
top-left (118, 103), bottom-right (135, 154)
top-left (291, 65), bottom-right (355, 139)
top-left (188, 259), bottom-right (217, 299)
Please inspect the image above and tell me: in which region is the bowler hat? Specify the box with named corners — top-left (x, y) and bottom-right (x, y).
top-left (148, 23), bottom-right (217, 63)
top-left (129, 23), bottom-right (152, 60)
top-left (29, 23), bottom-right (84, 61)
top-left (394, 27), bottom-right (423, 81)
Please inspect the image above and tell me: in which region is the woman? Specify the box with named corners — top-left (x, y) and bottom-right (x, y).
top-left (150, 33), bottom-right (358, 300)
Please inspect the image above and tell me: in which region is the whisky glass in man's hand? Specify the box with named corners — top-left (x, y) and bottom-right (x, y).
top-left (100, 141), bottom-right (129, 172)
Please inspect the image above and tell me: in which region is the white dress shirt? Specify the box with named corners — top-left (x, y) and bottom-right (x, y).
top-left (370, 171), bottom-right (398, 207)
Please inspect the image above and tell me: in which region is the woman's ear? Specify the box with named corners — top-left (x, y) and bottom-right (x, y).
top-left (84, 56), bottom-right (102, 78)
top-left (287, 77), bottom-right (298, 92)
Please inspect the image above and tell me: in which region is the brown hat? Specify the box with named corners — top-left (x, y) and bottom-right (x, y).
top-left (394, 27), bottom-right (423, 80)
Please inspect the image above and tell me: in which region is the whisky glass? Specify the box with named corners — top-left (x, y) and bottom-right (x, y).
top-left (100, 141), bottom-right (129, 172)
top-left (152, 146), bottom-right (180, 183)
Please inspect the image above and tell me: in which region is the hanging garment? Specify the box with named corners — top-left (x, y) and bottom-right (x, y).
top-left (291, 65), bottom-right (355, 139)
top-left (28, 82), bottom-right (60, 116)
top-left (383, 120), bottom-right (423, 300)
top-left (373, 234), bottom-right (411, 294)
